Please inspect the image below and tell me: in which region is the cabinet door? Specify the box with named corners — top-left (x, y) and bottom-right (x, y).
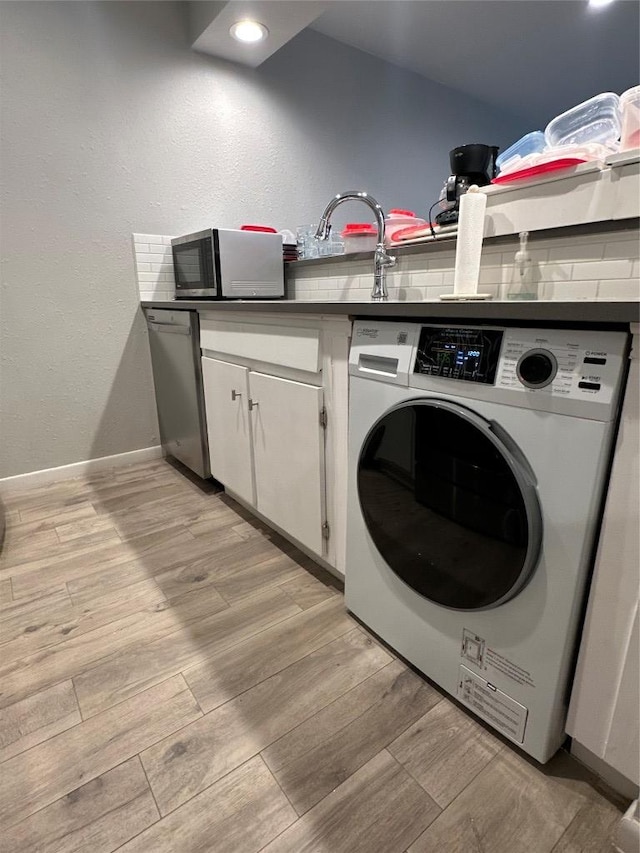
top-left (249, 372), bottom-right (325, 556)
top-left (201, 357), bottom-right (255, 505)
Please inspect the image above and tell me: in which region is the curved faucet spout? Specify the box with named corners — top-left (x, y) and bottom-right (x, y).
top-left (314, 191), bottom-right (396, 302)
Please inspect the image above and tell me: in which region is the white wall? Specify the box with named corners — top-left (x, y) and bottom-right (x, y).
top-left (0, 1), bottom-right (525, 478)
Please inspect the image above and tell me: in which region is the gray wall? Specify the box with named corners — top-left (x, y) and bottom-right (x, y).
top-left (0, 1), bottom-right (525, 478)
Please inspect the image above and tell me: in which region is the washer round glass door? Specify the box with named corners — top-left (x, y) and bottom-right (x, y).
top-left (357, 400), bottom-right (542, 610)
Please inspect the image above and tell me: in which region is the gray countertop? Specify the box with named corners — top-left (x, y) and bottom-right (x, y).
top-left (141, 299), bottom-right (640, 325)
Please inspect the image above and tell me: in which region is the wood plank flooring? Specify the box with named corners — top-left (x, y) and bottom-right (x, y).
top-left (0, 459), bottom-right (626, 852)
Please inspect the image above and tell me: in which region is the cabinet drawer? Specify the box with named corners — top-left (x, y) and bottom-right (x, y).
top-left (200, 318), bottom-right (321, 373)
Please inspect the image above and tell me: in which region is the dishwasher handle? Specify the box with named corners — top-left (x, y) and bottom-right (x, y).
top-left (148, 322), bottom-right (191, 336)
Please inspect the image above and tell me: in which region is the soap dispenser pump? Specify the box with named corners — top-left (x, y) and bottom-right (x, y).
top-left (507, 231), bottom-right (538, 300)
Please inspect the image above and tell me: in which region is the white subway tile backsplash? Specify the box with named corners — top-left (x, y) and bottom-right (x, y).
top-left (541, 280), bottom-right (599, 300)
top-left (410, 270), bottom-right (444, 288)
top-left (395, 286), bottom-right (425, 302)
top-left (502, 247), bottom-right (549, 265)
top-left (134, 233), bottom-right (165, 244)
top-left (597, 279), bottom-right (640, 300)
top-left (481, 243), bottom-right (504, 256)
top-left (132, 233), bottom-right (175, 301)
top-left (139, 288), bottom-right (173, 301)
top-left (138, 253), bottom-right (170, 264)
top-left (290, 266), bottom-right (318, 280)
top-left (402, 255), bottom-right (434, 272)
top-left (547, 242), bottom-right (604, 263)
top-left (427, 253), bottom-right (457, 271)
top-left (532, 232), bottom-right (608, 251)
top-left (571, 259), bottom-right (634, 280)
top-left (423, 284), bottom-right (455, 300)
top-left (273, 227), bottom-right (639, 305)
top-left (294, 278), bottom-right (319, 291)
top-left (537, 262), bottom-right (573, 283)
top-left (478, 266), bottom-right (506, 286)
top-left (480, 283), bottom-right (500, 299)
top-left (391, 270), bottom-right (412, 289)
top-left (346, 289), bottom-right (367, 302)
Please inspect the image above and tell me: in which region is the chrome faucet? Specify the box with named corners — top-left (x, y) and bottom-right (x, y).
top-left (314, 191), bottom-right (396, 301)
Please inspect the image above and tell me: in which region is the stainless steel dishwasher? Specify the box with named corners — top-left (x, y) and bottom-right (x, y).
top-left (144, 308), bottom-right (210, 479)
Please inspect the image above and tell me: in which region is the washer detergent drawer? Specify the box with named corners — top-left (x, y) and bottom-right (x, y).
top-left (349, 322), bottom-right (420, 385)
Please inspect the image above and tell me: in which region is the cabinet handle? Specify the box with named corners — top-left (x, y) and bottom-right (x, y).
top-left (248, 399), bottom-right (259, 411)
top-left (231, 390), bottom-right (242, 401)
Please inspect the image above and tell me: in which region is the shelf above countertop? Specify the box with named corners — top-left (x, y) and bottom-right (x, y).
top-left (140, 299), bottom-right (640, 325)
top-left (288, 217), bottom-right (640, 269)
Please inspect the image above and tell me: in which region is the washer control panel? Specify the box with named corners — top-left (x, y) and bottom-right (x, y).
top-left (496, 328), bottom-right (627, 405)
top-left (414, 326), bottom-right (503, 384)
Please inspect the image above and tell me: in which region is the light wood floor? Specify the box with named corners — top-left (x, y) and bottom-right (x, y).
top-left (0, 459), bottom-right (626, 852)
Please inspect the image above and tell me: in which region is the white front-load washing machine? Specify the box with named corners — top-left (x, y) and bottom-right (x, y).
top-left (346, 320), bottom-right (628, 763)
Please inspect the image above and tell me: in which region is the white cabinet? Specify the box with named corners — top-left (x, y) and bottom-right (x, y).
top-left (201, 357), bottom-right (254, 505)
top-left (567, 323), bottom-right (640, 796)
top-left (199, 312), bottom-right (351, 573)
top-left (250, 372), bottom-right (325, 556)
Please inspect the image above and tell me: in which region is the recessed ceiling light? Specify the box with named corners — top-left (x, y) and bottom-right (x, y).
top-left (588, 0), bottom-right (616, 9)
top-left (229, 20), bottom-right (269, 44)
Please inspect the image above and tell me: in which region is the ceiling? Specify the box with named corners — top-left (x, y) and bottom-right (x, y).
top-left (189, 0), bottom-right (639, 127)
top-left (309, 0), bottom-right (640, 125)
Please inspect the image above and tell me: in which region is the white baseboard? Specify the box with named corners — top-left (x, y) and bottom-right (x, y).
top-left (570, 741), bottom-right (639, 800)
top-left (614, 800), bottom-right (640, 853)
top-left (0, 446), bottom-right (164, 494)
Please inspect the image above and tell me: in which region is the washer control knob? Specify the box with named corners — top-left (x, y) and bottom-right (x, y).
top-left (516, 349), bottom-right (558, 389)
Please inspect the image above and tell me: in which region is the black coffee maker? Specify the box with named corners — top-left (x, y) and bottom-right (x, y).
top-left (435, 144), bottom-right (499, 227)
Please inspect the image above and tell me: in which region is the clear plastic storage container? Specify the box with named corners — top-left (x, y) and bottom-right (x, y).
top-left (496, 131), bottom-right (547, 175)
top-left (544, 92), bottom-right (621, 150)
top-left (619, 85), bottom-right (640, 151)
top-left (341, 223), bottom-right (378, 254)
top-left (384, 209), bottom-right (427, 243)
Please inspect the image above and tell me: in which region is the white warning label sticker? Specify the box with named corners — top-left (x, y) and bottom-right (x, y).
top-left (457, 665), bottom-right (528, 743)
top-left (460, 629), bottom-right (536, 689)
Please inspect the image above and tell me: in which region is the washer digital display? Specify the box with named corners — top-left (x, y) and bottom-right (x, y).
top-left (415, 327), bottom-right (504, 384)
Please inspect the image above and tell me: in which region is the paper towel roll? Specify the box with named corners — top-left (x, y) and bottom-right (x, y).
top-left (452, 187), bottom-right (487, 296)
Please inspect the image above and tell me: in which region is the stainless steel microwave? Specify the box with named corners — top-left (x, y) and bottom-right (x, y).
top-left (171, 228), bottom-right (284, 299)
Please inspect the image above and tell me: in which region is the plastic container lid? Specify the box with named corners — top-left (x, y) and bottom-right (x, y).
top-left (544, 92), bottom-right (621, 149)
top-left (492, 158), bottom-right (588, 185)
top-left (387, 209), bottom-right (416, 218)
top-left (619, 84), bottom-right (640, 151)
top-left (278, 229), bottom-right (296, 244)
top-left (341, 223), bottom-right (378, 236)
top-left (492, 142), bottom-right (611, 183)
top-left (240, 225), bottom-right (277, 232)
top-left (620, 84), bottom-right (640, 107)
top-left (386, 213), bottom-right (428, 243)
top-left (496, 131), bottom-right (546, 174)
